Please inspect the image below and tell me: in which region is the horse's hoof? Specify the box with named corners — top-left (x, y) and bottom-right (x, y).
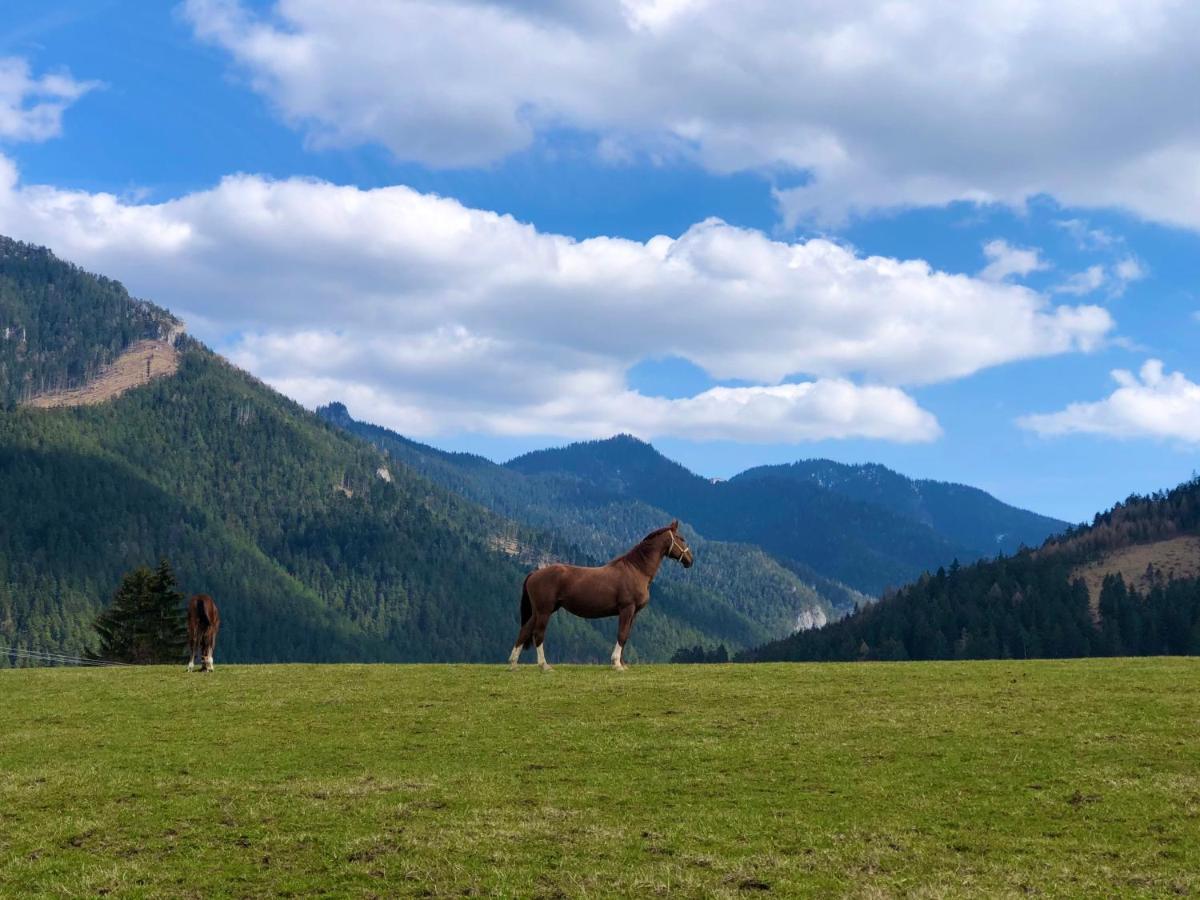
top-left (509, 662), bottom-right (518, 671)
top-left (539, 664), bottom-right (554, 673)
top-left (613, 664), bottom-right (627, 672)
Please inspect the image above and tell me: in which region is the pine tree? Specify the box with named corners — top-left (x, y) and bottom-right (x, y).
top-left (93, 567), bottom-right (154, 663)
top-left (148, 559), bottom-right (189, 661)
top-left (93, 561), bottom-right (188, 664)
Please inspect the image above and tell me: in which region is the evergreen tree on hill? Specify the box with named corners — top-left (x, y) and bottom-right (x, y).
top-left (149, 559), bottom-right (189, 658)
top-left (93, 560), bottom-right (188, 664)
top-left (670, 643), bottom-right (729, 663)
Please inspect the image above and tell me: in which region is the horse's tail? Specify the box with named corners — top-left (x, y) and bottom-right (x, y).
top-left (520, 575), bottom-right (534, 649)
top-left (191, 594), bottom-right (213, 631)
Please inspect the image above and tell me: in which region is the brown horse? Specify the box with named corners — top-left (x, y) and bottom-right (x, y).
top-left (509, 521), bottom-right (693, 671)
top-left (186, 594), bottom-right (220, 673)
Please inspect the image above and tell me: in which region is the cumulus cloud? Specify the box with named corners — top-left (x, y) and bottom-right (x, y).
top-left (186, 0), bottom-right (1200, 229)
top-left (0, 57), bottom-right (96, 143)
top-left (1019, 360), bottom-right (1200, 443)
top-left (980, 239), bottom-right (1047, 282)
top-left (255, 361), bottom-right (942, 443)
top-left (0, 159), bottom-right (1114, 441)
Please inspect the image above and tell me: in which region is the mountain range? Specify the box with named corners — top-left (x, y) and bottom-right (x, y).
top-left (1, 234), bottom-right (1076, 665)
top-left (320, 406), bottom-right (1067, 606)
top-left (745, 478), bottom-right (1200, 661)
top-left (505, 435), bottom-right (1065, 595)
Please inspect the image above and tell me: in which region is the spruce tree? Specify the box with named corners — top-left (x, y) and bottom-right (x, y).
top-left (149, 559), bottom-right (189, 661)
top-left (93, 561), bottom-right (188, 664)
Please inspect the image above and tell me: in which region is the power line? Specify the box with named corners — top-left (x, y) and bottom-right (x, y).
top-left (2, 647), bottom-right (106, 666)
top-left (0, 645), bottom-right (132, 668)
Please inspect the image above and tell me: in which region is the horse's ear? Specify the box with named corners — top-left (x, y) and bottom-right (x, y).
top-left (670, 519), bottom-right (679, 532)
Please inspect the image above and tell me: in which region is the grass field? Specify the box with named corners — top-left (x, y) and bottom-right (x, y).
top-left (1, 660), bottom-right (1198, 898)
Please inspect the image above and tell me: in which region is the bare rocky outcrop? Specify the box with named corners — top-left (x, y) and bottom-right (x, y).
top-left (487, 533), bottom-right (557, 568)
top-left (795, 607), bottom-right (828, 631)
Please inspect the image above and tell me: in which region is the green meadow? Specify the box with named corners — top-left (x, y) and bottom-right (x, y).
top-left (1, 660), bottom-right (1197, 898)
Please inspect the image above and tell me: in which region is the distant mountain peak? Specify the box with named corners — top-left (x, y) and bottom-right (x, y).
top-left (505, 432), bottom-right (693, 485)
top-left (608, 432), bottom-right (652, 446)
top-left (316, 401), bottom-right (353, 427)
top-left (735, 456), bottom-right (1066, 556)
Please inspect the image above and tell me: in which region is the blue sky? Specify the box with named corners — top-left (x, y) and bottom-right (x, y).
top-left (1, 0), bottom-right (1198, 522)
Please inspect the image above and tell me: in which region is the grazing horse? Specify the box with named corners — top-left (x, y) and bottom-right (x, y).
top-left (186, 594), bottom-right (220, 673)
top-left (510, 520), bottom-right (693, 671)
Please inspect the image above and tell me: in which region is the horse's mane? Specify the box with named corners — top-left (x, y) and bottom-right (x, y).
top-left (611, 526), bottom-right (672, 568)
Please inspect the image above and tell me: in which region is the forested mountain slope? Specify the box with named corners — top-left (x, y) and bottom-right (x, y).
top-left (0, 239), bottom-right (805, 666)
top-left (0, 237), bottom-right (179, 406)
top-left (2, 348), bottom-right (539, 663)
top-left (745, 478), bottom-right (1200, 661)
top-left (0, 236), bottom-right (1073, 666)
top-left (505, 436), bottom-right (1066, 596)
top-left (735, 460), bottom-right (1066, 556)
top-left (318, 403), bottom-right (859, 634)
top-left (4, 347), bottom-right (791, 664)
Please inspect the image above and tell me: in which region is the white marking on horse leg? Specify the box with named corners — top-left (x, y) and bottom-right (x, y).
top-left (186, 658), bottom-right (194, 672)
top-left (509, 644), bottom-right (521, 668)
top-left (204, 654), bottom-right (214, 672)
top-left (611, 642), bottom-right (625, 670)
top-left (536, 643), bottom-right (552, 671)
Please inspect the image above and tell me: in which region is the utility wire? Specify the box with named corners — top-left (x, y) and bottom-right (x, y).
top-left (0, 644), bottom-right (133, 667)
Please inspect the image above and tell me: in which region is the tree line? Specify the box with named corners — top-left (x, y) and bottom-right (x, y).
top-left (744, 478), bottom-right (1200, 662)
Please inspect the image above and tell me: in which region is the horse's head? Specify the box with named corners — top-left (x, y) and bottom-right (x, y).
top-left (665, 520), bottom-right (693, 568)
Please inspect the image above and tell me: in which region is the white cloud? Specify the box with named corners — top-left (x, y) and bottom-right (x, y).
top-left (1054, 257), bottom-right (1146, 297)
top-left (980, 239), bottom-right (1046, 282)
top-left (0, 57), bottom-right (96, 143)
top-left (1019, 360), bottom-right (1200, 443)
top-left (1056, 219), bottom-right (1118, 251)
top-left (0, 159), bottom-right (1114, 442)
top-left (186, 0), bottom-right (1200, 229)
top-left (1055, 265), bottom-right (1107, 296)
top-left (260, 364), bottom-right (942, 443)
top-left (1113, 257), bottom-right (1145, 284)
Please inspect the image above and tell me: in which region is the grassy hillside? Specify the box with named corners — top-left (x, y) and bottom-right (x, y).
top-left (1, 660), bottom-right (1197, 897)
top-left (1071, 535), bottom-right (1200, 608)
